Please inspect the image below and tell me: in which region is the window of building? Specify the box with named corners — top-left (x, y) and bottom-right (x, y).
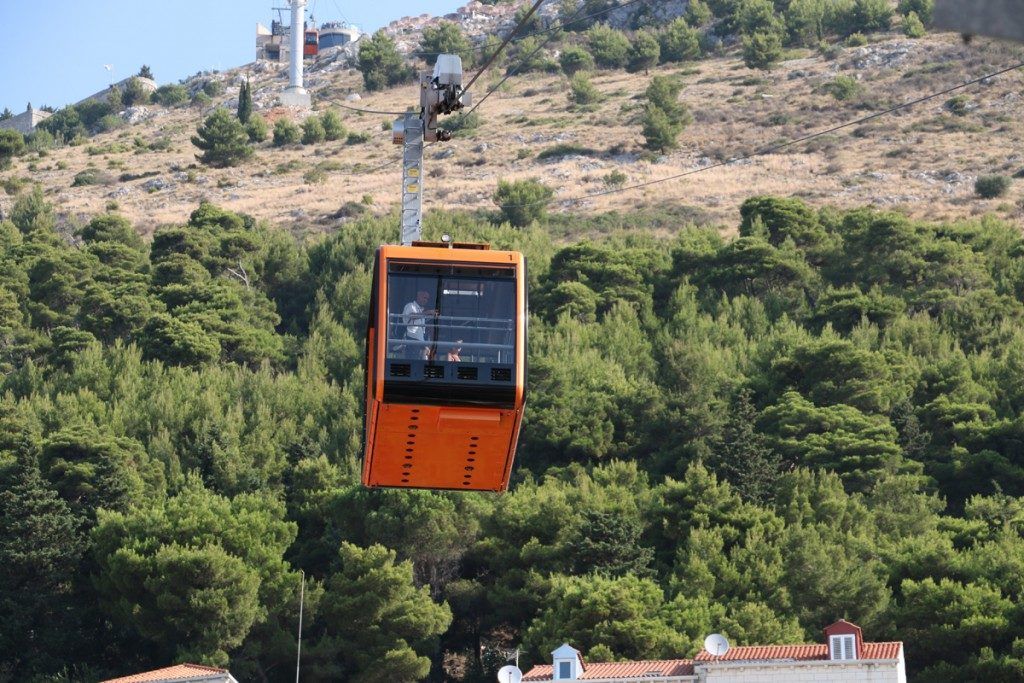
top-left (830, 634), bottom-right (857, 660)
top-left (557, 661), bottom-right (572, 679)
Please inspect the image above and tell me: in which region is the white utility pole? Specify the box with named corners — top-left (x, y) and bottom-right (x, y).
top-left (392, 54), bottom-right (470, 244)
top-left (295, 569), bottom-right (305, 683)
top-left (281, 0), bottom-right (311, 106)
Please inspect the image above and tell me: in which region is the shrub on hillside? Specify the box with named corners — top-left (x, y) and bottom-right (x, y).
top-left (975, 175), bottom-right (1011, 199)
top-left (123, 77), bottom-right (151, 107)
top-left (301, 116), bottom-right (327, 145)
top-left (191, 108), bottom-right (253, 167)
top-left (586, 24), bottom-right (630, 69)
top-left (743, 30), bottom-right (783, 70)
top-left (898, 0), bottom-right (933, 24)
top-left (641, 106), bottom-right (683, 153)
top-left (640, 76), bottom-right (691, 153)
top-left (0, 129), bottom-right (25, 170)
top-left (202, 80), bottom-right (224, 98)
top-left (568, 73), bottom-right (604, 106)
top-left (903, 11), bottom-right (926, 37)
top-left (154, 84), bottom-right (189, 107)
top-left (658, 18), bottom-right (701, 63)
top-left (560, 46), bottom-right (595, 76)
top-left (72, 168), bottom-right (116, 187)
top-left (420, 21), bottom-right (474, 68)
top-left (838, 0), bottom-right (892, 35)
top-left (359, 31), bottom-right (414, 91)
top-left (246, 115), bottom-right (269, 143)
top-left (945, 95), bottom-right (969, 117)
top-left (509, 36), bottom-right (559, 74)
top-left (273, 119), bottom-right (301, 147)
top-left (826, 75), bottom-right (862, 101)
top-left (785, 0), bottom-right (828, 47)
top-left (321, 110), bottom-right (346, 141)
top-left (26, 129), bottom-right (54, 153)
top-left (627, 31), bottom-right (661, 73)
top-left (686, 0), bottom-right (714, 27)
top-left (493, 178), bottom-right (553, 227)
top-left (95, 114), bottom-right (125, 134)
top-left (445, 111), bottom-right (481, 134)
top-left (76, 100), bottom-right (116, 130)
top-left (645, 76), bottom-right (689, 124)
top-left (38, 107), bottom-right (86, 144)
top-left (737, 0), bottom-right (785, 36)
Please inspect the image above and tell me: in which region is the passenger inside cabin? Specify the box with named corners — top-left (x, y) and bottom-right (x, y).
top-left (403, 289), bottom-right (437, 359)
top-left (447, 340), bottom-right (463, 362)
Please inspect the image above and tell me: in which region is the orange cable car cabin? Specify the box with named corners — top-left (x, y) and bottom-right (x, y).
top-left (363, 242), bottom-right (527, 491)
top-left (304, 28), bottom-right (319, 57)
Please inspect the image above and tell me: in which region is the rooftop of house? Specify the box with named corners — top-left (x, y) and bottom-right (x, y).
top-left (523, 659), bottom-right (695, 681)
top-left (523, 620), bottom-right (904, 681)
top-left (692, 641), bottom-right (904, 663)
top-left (100, 663), bottom-right (235, 683)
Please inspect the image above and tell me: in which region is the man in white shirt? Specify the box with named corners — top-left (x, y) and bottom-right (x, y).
top-left (402, 290), bottom-right (437, 359)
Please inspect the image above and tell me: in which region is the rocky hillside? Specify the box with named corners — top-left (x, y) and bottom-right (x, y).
top-left (2, 14), bottom-right (1023, 238)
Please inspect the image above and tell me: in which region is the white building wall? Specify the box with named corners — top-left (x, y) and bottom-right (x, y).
top-left (699, 659), bottom-right (904, 683)
top-left (0, 109), bottom-right (51, 135)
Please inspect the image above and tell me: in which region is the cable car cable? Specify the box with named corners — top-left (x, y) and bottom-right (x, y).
top-left (461, 0), bottom-right (547, 95)
top-left (318, 0), bottom-right (649, 118)
top-left (492, 59), bottom-right (1024, 209)
top-left (325, 99), bottom-right (409, 115)
top-left (463, 0), bottom-right (597, 117)
top-left (412, 0), bottom-right (650, 59)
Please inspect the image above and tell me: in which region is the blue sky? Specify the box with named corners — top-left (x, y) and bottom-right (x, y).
top-left (0, 1), bottom-right (464, 113)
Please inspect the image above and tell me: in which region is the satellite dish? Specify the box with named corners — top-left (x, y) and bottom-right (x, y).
top-left (704, 633), bottom-right (730, 657)
top-left (497, 665), bottom-right (523, 683)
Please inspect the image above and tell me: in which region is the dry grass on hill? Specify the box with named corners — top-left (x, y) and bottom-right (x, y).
top-left (3, 31), bottom-right (1024, 239)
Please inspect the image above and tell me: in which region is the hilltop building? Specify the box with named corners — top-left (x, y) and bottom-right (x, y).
top-left (0, 104), bottom-right (51, 135)
top-left (524, 620), bottom-right (907, 683)
top-left (256, 19), bottom-right (361, 62)
top-left (75, 76), bottom-right (158, 107)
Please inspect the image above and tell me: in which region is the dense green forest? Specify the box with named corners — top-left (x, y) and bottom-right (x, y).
top-left (5, 188), bottom-right (1024, 682)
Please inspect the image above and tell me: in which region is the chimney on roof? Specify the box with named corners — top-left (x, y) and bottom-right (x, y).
top-left (551, 643), bottom-right (583, 680)
top-left (825, 619), bottom-right (863, 661)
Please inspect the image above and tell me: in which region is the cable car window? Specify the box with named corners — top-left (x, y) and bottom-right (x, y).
top-left (386, 263), bottom-right (516, 365)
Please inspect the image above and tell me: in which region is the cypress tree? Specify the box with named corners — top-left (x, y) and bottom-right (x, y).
top-left (237, 78), bottom-right (253, 124)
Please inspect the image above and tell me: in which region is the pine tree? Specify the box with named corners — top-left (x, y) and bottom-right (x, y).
top-left (713, 389), bottom-right (781, 504)
top-left (191, 107), bottom-right (253, 167)
top-left (743, 30), bottom-right (783, 70)
top-left (0, 455), bottom-right (84, 679)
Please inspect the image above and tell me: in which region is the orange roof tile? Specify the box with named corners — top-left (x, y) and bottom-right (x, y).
top-left (694, 641), bottom-right (902, 662)
top-left (523, 659), bottom-right (695, 681)
top-left (101, 664), bottom-right (231, 683)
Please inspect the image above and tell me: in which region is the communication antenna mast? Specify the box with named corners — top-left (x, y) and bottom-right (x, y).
top-left (392, 54), bottom-right (471, 245)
